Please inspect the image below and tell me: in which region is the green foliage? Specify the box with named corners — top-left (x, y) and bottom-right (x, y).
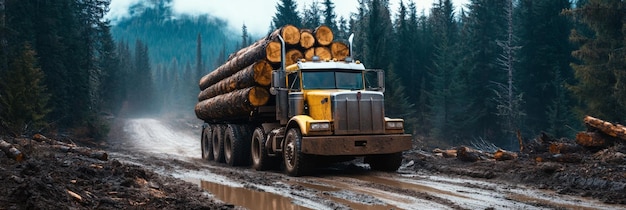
top-left (566, 0), bottom-right (626, 123)
top-left (322, 0), bottom-right (338, 31)
top-left (0, 44), bottom-right (50, 136)
top-left (302, 0), bottom-right (322, 29)
top-left (273, 0), bottom-right (302, 28)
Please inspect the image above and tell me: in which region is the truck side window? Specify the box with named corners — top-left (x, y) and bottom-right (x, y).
top-left (288, 72), bottom-right (300, 91)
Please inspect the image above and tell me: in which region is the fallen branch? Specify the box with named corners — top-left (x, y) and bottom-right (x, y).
top-left (494, 149), bottom-right (517, 161)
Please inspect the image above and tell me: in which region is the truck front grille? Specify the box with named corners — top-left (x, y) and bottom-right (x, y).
top-left (332, 91), bottom-right (385, 135)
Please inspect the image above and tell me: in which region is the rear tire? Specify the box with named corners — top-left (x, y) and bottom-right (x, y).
top-left (283, 127), bottom-right (309, 176)
top-left (224, 124), bottom-right (250, 166)
top-left (251, 126), bottom-right (277, 171)
top-left (365, 152), bottom-right (403, 172)
top-left (201, 124), bottom-right (214, 160)
top-left (212, 124), bottom-right (225, 163)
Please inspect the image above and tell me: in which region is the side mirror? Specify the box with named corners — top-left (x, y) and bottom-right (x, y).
top-left (365, 69), bottom-right (385, 92)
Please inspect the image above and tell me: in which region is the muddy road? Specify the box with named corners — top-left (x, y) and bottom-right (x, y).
top-left (107, 118), bottom-right (626, 209)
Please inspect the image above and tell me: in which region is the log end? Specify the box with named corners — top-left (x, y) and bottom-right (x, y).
top-left (330, 42), bottom-right (350, 61)
top-left (300, 31), bottom-right (316, 49)
top-left (314, 25), bottom-right (334, 46)
top-left (315, 47), bottom-right (332, 60)
top-left (253, 60), bottom-right (273, 86)
top-left (286, 49), bottom-right (304, 66)
top-left (249, 87), bottom-right (270, 106)
top-left (265, 41), bottom-right (282, 63)
top-left (281, 25), bottom-right (301, 45)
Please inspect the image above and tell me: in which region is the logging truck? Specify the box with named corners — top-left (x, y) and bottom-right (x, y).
top-left (196, 25), bottom-right (412, 176)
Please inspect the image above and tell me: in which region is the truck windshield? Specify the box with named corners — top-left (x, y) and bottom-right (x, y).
top-left (302, 71), bottom-right (363, 90)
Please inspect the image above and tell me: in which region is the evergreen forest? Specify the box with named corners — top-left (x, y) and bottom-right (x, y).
top-left (0, 0), bottom-right (624, 150)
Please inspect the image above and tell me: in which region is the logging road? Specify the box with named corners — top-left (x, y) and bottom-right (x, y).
top-left (107, 118), bottom-right (623, 210)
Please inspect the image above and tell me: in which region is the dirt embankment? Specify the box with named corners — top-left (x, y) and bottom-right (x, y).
top-left (0, 135), bottom-right (234, 209)
top-left (406, 141), bottom-right (626, 204)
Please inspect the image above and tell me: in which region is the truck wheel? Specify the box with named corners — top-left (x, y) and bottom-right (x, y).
top-left (251, 126), bottom-right (276, 171)
top-left (224, 124), bottom-right (249, 166)
top-left (283, 127), bottom-right (309, 176)
top-left (212, 124), bottom-right (225, 163)
top-left (365, 152), bottom-right (403, 172)
top-left (201, 124), bottom-right (214, 160)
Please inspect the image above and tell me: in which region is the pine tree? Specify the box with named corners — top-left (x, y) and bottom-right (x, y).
top-left (0, 44), bottom-right (50, 136)
top-left (272, 0), bottom-right (302, 28)
top-left (196, 33), bottom-right (203, 82)
top-left (322, 0), bottom-right (338, 31)
top-left (302, 0), bottom-right (322, 29)
top-left (517, 0), bottom-right (574, 137)
top-left (565, 0), bottom-right (626, 123)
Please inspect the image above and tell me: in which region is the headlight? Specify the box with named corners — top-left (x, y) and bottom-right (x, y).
top-left (386, 121), bottom-right (404, 129)
top-left (310, 122), bottom-right (331, 131)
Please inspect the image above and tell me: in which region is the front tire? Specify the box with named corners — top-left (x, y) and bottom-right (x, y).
top-left (365, 152), bottom-right (403, 172)
top-left (201, 124), bottom-right (214, 160)
top-left (283, 127), bottom-right (309, 176)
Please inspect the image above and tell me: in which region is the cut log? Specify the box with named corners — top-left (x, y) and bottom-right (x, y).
top-left (314, 25), bottom-right (334, 46)
top-left (265, 41), bottom-right (282, 63)
top-left (286, 49), bottom-right (304, 66)
top-left (227, 24), bottom-right (300, 61)
top-left (197, 60), bottom-right (273, 101)
top-left (330, 42), bottom-right (349, 60)
top-left (457, 146), bottom-right (490, 162)
top-left (584, 115), bottom-right (626, 141)
top-left (199, 25), bottom-right (299, 90)
top-left (494, 149), bottom-right (517, 161)
top-left (549, 142), bottom-right (582, 154)
top-left (576, 131), bottom-right (607, 147)
top-left (304, 47), bottom-right (332, 61)
top-left (0, 139), bottom-right (24, 161)
top-left (195, 87), bottom-right (270, 120)
top-left (432, 148), bottom-right (457, 158)
top-left (300, 30), bottom-right (316, 49)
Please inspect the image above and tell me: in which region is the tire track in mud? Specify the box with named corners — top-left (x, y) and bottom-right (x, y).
top-left (109, 118), bottom-right (626, 210)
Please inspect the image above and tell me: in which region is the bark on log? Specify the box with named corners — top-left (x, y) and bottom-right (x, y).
top-left (576, 131), bottom-right (607, 147)
top-left (0, 140), bottom-right (24, 161)
top-left (33, 133), bottom-right (49, 142)
top-left (197, 60), bottom-right (273, 101)
top-left (494, 149), bottom-right (517, 161)
top-left (300, 29), bottom-right (316, 49)
top-left (304, 47), bottom-right (332, 61)
top-left (314, 25), bottom-right (334, 46)
top-left (457, 146), bottom-right (491, 162)
top-left (286, 49), bottom-right (304, 66)
top-left (199, 25), bottom-right (299, 90)
top-left (584, 115), bottom-right (626, 141)
top-left (330, 42), bottom-right (350, 61)
top-left (195, 87), bottom-right (270, 120)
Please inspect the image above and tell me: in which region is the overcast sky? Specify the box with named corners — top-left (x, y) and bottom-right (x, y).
top-left (107, 0), bottom-right (469, 36)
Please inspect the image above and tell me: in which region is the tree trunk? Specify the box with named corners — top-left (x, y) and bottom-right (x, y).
top-left (584, 115), bottom-right (626, 141)
top-left (493, 149), bottom-right (517, 161)
top-left (199, 25), bottom-right (299, 90)
top-left (300, 29), bottom-right (315, 49)
top-left (195, 87), bottom-right (270, 121)
top-left (197, 60), bottom-right (273, 101)
top-left (285, 49), bottom-right (304, 66)
top-left (314, 25), bottom-right (334, 46)
top-left (576, 131), bottom-right (607, 147)
top-left (0, 139), bottom-right (24, 161)
top-left (330, 42), bottom-right (350, 61)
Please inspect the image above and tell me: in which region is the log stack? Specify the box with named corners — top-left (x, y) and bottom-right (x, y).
top-left (195, 25), bottom-right (351, 121)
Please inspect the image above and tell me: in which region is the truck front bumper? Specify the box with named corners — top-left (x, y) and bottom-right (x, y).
top-left (301, 134), bottom-right (412, 156)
